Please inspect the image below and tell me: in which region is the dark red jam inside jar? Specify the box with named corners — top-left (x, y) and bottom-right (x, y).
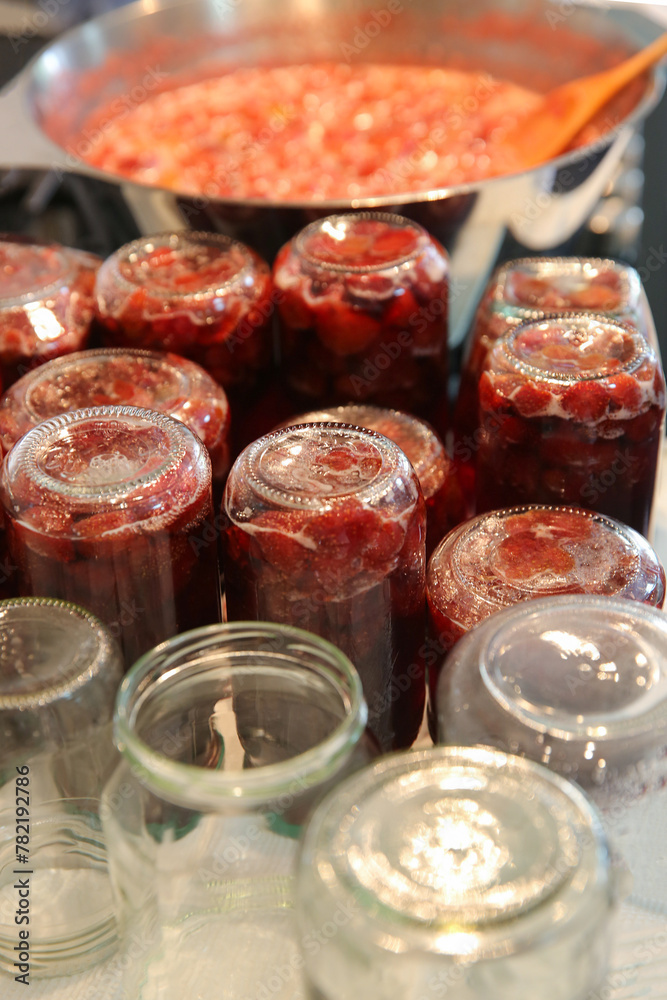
top-left (276, 403), bottom-right (467, 556)
top-left (426, 504), bottom-right (666, 739)
top-left (272, 213), bottom-right (449, 433)
top-left (221, 422), bottom-right (427, 752)
top-left (453, 257), bottom-right (653, 495)
top-left (0, 235), bottom-right (100, 387)
top-left (474, 315), bottom-right (666, 536)
top-left (0, 406), bottom-right (222, 668)
top-left (0, 348), bottom-right (231, 497)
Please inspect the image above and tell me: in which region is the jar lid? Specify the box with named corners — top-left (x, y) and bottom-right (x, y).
top-left (241, 422), bottom-right (415, 511)
top-left (495, 257), bottom-right (640, 317)
top-left (427, 506), bottom-right (665, 632)
top-left (299, 745), bottom-right (612, 957)
top-left (438, 595), bottom-right (667, 784)
top-left (0, 597), bottom-right (122, 708)
top-left (1, 405), bottom-right (210, 527)
top-left (278, 404), bottom-right (447, 500)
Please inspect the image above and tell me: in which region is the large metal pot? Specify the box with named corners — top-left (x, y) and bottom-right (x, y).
top-left (0, 0), bottom-right (664, 339)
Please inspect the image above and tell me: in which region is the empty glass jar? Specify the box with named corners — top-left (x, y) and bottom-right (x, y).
top-left (102, 622), bottom-right (375, 1000)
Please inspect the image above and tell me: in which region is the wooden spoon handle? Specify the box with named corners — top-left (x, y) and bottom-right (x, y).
top-left (505, 31), bottom-right (667, 170)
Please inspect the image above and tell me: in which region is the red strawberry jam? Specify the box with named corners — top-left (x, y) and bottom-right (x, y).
top-left (221, 422), bottom-right (427, 751)
top-left (276, 403), bottom-right (467, 556)
top-left (453, 258), bottom-right (655, 493)
top-left (475, 315), bottom-right (666, 536)
top-left (0, 235), bottom-right (101, 387)
top-left (0, 348), bottom-right (231, 498)
top-left (426, 504), bottom-right (666, 739)
top-left (0, 406), bottom-right (222, 668)
top-left (272, 213), bottom-right (449, 433)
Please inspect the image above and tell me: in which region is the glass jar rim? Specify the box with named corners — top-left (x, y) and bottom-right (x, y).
top-left (241, 422), bottom-right (410, 510)
top-left (298, 745), bottom-right (611, 956)
top-left (19, 348), bottom-right (197, 425)
top-left (478, 594), bottom-right (667, 745)
top-left (11, 404), bottom-right (191, 503)
top-left (0, 238), bottom-right (76, 308)
top-left (430, 505), bottom-right (649, 613)
top-left (497, 314), bottom-right (649, 383)
top-left (492, 256), bottom-right (640, 318)
top-left (114, 622), bottom-right (368, 808)
top-left (0, 597), bottom-right (118, 709)
top-left (97, 230), bottom-right (256, 303)
top-left (294, 212), bottom-right (426, 274)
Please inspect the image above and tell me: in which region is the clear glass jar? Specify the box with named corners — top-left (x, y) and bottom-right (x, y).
top-left (273, 213), bottom-right (449, 431)
top-left (0, 235), bottom-right (100, 387)
top-left (0, 347), bottom-right (231, 496)
top-left (94, 231), bottom-right (273, 388)
top-left (0, 405), bottom-right (221, 667)
top-left (0, 597), bottom-right (124, 976)
top-left (475, 316), bottom-right (666, 535)
top-left (102, 622), bottom-right (375, 1000)
top-left (436, 595), bottom-right (667, 916)
top-left (276, 403), bottom-right (467, 556)
top-left (221, 422), bottom-right (426, 751)
top-left (297, 745), bottom-right (618, 1000)
top-left (454, 256), bottom-right (654, 454)
top-left (426, 504), bottom-right (665, 739)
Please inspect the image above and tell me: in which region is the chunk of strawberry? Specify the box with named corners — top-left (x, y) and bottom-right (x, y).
top-left (312, 298), bottom-right (381, 356)
top-left (561, 381), bottom-right (610, 422)
top-left (512, 382), bottom-right (553, 417)
top-left (494, 530), bottom-right (576, 582)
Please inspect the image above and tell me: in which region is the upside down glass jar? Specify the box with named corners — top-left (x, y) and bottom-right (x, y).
top-left (0, 348), bottom-right (231, 499)
top-left (272, 213), bottom-right (449, 432)
top-left (0, 405), bottom-right (222, 668)
top-left (93, 231), bottom-right (274, 451)
top-left (454, 256), bottom-right (655, 456)
top-left (0, 235), bottom-right (100, 387)
top-left (102, 623), bottom-right (375, 1000)
top-left (276, 403), bottom-right (467, 556)
top-left (436, 595), bottom-right (667, 918)
top-left (221, 422), bottom-right (427, 752)
top-left (425, 504), bottom-right (665, 739)
top-left (0, 597), bottom-right (124, 977)
top-left (475, 315), bottom-right (666, 536)
top-left (296, 745), bottom-right (618, 1000)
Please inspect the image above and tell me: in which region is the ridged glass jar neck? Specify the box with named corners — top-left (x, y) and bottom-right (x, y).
top-left (114, 623), bottom-right (367, 811)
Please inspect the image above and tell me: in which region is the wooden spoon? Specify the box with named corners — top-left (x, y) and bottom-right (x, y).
top-left (503, 30), bottom-right (667, 170)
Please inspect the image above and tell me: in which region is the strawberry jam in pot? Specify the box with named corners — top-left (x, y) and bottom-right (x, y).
top-left (475, 315), bottom-right (666, 536)
top-left (0, 406), bottom-right (222, 668)
top-left (0, 235), bottom-right (100, 387)
top-left (272, 214), bottom-right (449, 431)
top-left (454, 257), bottom-right (652, 464)
top-left (426, 504), bottom-right (666, 739)
top-left (277, 404), bottom-right (466, 556)
top-left (221, 423), bottom-right (427, 752)
top-left (0, 348), bottom-right (231, 496)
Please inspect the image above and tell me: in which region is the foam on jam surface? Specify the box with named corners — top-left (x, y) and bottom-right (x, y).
top-left (82, 63), bottom-right (544, 200)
